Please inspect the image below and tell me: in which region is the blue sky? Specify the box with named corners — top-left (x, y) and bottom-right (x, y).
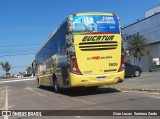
top-left (0, 0), bottom-right (160, 75)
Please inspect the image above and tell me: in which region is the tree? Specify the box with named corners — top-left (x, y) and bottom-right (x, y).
top-left (24, 66), bottom-right (32, 77)
top-left (26, 66), bottom-right (32, 74)
top-left (126, 34), bottom-right (149, 67)
top-left (0, 61), bottom-right (11, 76)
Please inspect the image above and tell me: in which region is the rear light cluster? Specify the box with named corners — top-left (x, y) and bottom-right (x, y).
top-left (71, 57), bottom-right (82, 75)
top-left (118, 53), bottom-right (125, 72)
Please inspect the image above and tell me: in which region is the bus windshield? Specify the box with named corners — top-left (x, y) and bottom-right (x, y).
top-left (73, 15), bottom-right (120, 34)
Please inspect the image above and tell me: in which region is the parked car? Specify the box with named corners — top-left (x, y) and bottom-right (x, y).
top-left (125, 62), bottom-right (142, 77)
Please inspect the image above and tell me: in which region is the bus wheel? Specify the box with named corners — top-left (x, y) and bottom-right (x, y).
top-left (54, 79), bottom-right (60, 93)
top-left (36, 78), bottom-right (40, 87)
top-left (36, 78), bottom-right (43, 88)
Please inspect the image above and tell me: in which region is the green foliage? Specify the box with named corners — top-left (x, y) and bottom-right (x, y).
top-left (126, 34), bottom-right (149, 66)
top-left (0, 61), bottom-right (11, 74)
top-left (23, 74), bottom-right (32, 77)
top-left (26, 66), bottom-right (32, 74)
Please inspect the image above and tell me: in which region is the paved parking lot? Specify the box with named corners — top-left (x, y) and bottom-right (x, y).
top-left (107, 71), bottom-right (160, 92)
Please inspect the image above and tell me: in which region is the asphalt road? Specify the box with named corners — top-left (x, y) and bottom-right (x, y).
top-left (0, 78), bottom-right (160, 119)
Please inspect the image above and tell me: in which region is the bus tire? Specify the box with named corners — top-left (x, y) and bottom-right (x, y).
top-left (36, 78), bottom-right (43, 88)
top-left (53, 79), bottom-right (60, 93)
top-left (53, 75), bottom-right (60, 93)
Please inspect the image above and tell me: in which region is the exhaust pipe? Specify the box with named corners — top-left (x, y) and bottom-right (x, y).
top-left (118, 79), bottom-right (123, 83)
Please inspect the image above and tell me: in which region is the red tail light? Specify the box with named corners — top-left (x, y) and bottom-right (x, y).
top-left (71, 57), bottom-right (82, 75)
top-left (72, 14), bottom-right (77, 17)
top-left (118, 53), bottom-right (125, 72)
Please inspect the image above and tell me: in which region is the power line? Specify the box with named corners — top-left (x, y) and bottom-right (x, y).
top-left (0, 52), bottom-right (35, 57)
top-left (0, 49), bottom-right (37, 54)
top-left (0, 44), bottom-right (41, 48)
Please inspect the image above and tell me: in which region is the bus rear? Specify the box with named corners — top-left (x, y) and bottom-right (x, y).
top-left (69, 12), bottom-right (125, 87)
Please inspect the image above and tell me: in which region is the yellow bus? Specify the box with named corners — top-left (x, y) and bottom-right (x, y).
top-left (32, 12), bottom-right (125, 92)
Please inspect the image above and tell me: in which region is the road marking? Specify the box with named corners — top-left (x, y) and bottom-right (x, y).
top-left (76, 116), bottom-right (81, 118)
top-left (0, 78), bottom-right (35, 84)
top-left (0, 89), bottom-right (6, 92)
top-left (1, 105), bottom-right (14, 110)
top-left (122, 90), bottom-right (160, 95)
top-left (122, 90), bottom-right (160, 99)
top-left (149, 96), bottom-right (160, 99)
top-left (4, 86), bottom-right (8, 119)
top-left (25, 87), bottom-right (47, 97)
top-left (5, 86), bottom-right (8, 110)
top-left (73, 98), bottom-right (96, 105)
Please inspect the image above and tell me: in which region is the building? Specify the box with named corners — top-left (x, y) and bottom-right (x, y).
top-left (123, 5), bottom-right (160, 71)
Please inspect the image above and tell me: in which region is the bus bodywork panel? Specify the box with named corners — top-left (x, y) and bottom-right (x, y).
top-left (74, 34), bottom-right (121, 75)
top-left (69, 14), bottom-right (124, 86)
top-left (70, 71), bottom-right (124, 87)
top-left (35, 21), bottom-right (68, 87)
top-left (70, 34), bottom-right (124, 87)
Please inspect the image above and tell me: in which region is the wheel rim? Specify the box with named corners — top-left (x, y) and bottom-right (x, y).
top-left (135, 70), bottom-right (140, 76)
top-left (54, 80), bottom-right (58, 91)
top-left (37, 79), bottom-right (39, 86)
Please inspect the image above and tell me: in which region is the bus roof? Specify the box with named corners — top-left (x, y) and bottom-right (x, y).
top-left (75, 12), bottom-right (116, 16)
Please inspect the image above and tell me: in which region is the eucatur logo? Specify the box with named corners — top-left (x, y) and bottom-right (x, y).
top-left (82, 35), bottom-right (114, 42)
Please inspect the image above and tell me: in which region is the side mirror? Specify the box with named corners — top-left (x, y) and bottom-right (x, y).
top-left (32, 60), bottom-right (36, 76)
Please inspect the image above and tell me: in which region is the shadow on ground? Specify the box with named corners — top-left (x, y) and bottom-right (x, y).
top-left (38, 86), bottom-right (121, 97)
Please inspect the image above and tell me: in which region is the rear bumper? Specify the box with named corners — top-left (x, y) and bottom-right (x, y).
top-left (70, 70), bottom-right (125, 87)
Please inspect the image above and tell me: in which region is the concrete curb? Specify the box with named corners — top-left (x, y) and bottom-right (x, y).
top-left (109, 87), bottom-right (160, 93)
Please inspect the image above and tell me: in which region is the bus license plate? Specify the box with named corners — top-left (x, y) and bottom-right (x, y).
top-left (97, 76), bottom-right (106, 81)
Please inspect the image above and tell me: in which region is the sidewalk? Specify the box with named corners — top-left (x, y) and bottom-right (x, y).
top-left (0, 76), bottom-right (35, 81)
top-left (106, 72), bottom-right (160, 92)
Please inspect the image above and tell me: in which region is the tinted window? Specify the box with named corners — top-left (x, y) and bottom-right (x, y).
top-left (36, 22), bottom-right (67, 63)
top-left (73, 15), bottom-right (120, 34)
top-left (125, 62), bottom-right (131, 67)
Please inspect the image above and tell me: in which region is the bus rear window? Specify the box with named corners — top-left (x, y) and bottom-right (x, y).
top-left (73, 15), bottom-right (120, 34)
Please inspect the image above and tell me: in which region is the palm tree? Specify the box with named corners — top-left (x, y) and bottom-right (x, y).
top-left (26, 66), bottom-right (32, 74)
top-left (126, 34), bottom-right (149, 67)
top-left (0, 61), bottom-right (11, 76)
